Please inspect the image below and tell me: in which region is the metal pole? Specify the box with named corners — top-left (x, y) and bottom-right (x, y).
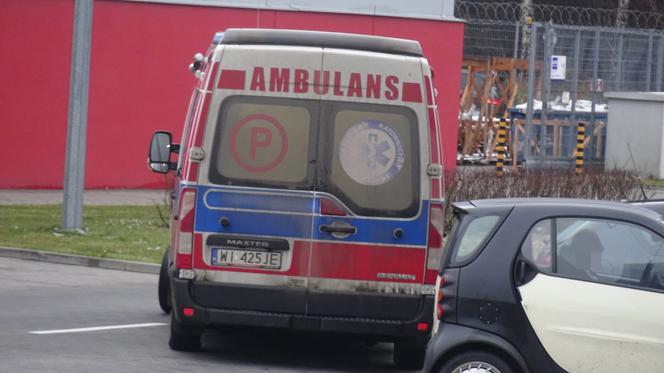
top-left (571, 30), bottom-right (581, 157)
top-left (524, 23), bottom-right (538, 163)
top-left (591, 29), bottom-right (600, 137)
top-left (575, 122), bottom-right (586, 175)
top-left (657, 35), bottom-right (664, 91)
top-left (541, 23), bottom-right (555, 163)
top-left (647, 31), bottom-right (653, 91)
top-left (62, 0), bottom-right (93, 231)
top-left (513, 21), bottom-right (520, 59)
top-left (496, 120), bottom-right (507, 177)
top-left (616, 32), bottom-right (624, 90)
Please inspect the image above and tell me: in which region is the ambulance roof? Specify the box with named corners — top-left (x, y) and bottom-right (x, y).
top-left (215, 29), bottom-right (423, 57)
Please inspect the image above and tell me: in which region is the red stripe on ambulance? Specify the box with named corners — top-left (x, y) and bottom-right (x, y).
top-left (218, 69), bottom-right (246, 89)
top-left (193, 238), bottom-right (423, 283)
top-left (401, 82), bottom-right (423, 103)
top-left (309, 242), bottom-right (425, 283)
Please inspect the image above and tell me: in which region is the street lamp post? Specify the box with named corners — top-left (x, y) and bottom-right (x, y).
top-left (62, 0), bottom-right (93, 231)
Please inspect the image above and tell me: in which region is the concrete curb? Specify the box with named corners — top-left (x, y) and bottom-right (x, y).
top-left (0, 246), bottom-right (159, 275)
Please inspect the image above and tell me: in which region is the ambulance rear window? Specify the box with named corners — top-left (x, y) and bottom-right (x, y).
top-left (209, 96), bottom-right (317, 189)
top-left (319, 102), bottom-right (419, 218)
top-left (209, 97), bottom-right (420, 217)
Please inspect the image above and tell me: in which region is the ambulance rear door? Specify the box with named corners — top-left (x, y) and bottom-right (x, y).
top-left (192, 44), bottom-right (323, 315)
top-left (308, 49), bottom-right (430, 320)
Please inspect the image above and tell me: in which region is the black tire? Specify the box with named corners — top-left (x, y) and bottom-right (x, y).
top-left (168, 313), bottom-right (202, 352)
top-left (394, 341), bottom-right (426, 370)
top-left (436, 350), bottom-right (514, 373)
top-left (158, 248), bottom-right (171, 314)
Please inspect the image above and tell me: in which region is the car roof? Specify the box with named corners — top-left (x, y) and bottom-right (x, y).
top-left (454, 197), bottom-right (664, 221)
top-left (215, 28), bottom-right (424, 57)
top-left (628, 199), bottom-right (664, 215)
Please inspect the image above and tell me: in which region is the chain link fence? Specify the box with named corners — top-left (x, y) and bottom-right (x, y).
top-left (463, 21), bottom-right (522, 59)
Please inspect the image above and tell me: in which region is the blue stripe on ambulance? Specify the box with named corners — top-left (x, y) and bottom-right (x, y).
top-left (194, 185), bottom-right (428, 246)
top-left (204, 187), bottom-right (313, 214)
top-left (311, 212), bottom-right (427, 246)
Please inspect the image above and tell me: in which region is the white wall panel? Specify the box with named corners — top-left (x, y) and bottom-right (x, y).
top-left (120, 0), bottom-right (460, 21)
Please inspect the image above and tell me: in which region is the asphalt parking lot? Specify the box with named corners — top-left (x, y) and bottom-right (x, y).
top-left (0, 258), bottom-right (411, 372)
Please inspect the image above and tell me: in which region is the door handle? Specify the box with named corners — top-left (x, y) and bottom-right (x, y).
top-left (514, 258), bottom-right (538, 287)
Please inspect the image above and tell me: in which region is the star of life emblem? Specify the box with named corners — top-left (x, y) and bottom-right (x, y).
top-left (339, 120), bottom-right (405, 186)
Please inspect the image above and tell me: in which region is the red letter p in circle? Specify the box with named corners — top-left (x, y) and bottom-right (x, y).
top-left (230, 114), bottom-right (288, 173)
top-left (249, 127), bottom-right (272, 160)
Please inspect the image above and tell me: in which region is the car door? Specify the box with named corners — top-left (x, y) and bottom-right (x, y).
top-left (305, 49), bottom-right (430, 320)
top-left (191, 45), bottom-right (323, 314)
top-left (517, 218), bottom-right (664, 372)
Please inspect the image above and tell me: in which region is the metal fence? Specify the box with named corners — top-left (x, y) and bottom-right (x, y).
top-left (463, 21), bottom-right (522, 59)
top-left (461, 19), bottom-right (664, 166)
top-left (518, 23), bottom-right (664, 166)
top-left (464, 20), bottom-right (664, 89)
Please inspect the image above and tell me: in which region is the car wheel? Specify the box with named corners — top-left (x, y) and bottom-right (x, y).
top-left (158, 248), bottom-right (171, 314)
top-left (437, 351), bottom-right (513, 373)
top-left (168, 313), bottom-right (202, 352)
top-left (394, 341), bottom-right (426, 370)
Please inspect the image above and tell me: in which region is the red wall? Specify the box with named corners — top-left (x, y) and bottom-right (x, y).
top-left (0, 0), bottom-right (463, 189)
top-left (0, 0), bottom-right (73, 188)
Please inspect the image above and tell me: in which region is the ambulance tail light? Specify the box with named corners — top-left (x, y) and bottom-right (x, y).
top-left (425, 203), bottom-right (444, 285)
top-left (175, 188), bottom-right (196, 269)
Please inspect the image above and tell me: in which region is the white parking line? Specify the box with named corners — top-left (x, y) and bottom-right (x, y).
top-left (29, 322), bottom-right (167, 335)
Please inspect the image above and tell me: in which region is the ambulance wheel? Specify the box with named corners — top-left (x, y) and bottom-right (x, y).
top-left (169, 313), bottom-right (202, 352)
top-left (394, 341), bottom-right (426, 370)
top-left (158, 248), bottom-right (171, 314)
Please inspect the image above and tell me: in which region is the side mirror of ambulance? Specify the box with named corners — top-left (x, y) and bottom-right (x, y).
top-left (148, 131), bottom-right (177, 174)
top-left (188, 52), bottom-right (205, 75)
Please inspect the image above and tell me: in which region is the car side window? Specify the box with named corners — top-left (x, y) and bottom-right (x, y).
top-left (452, 215), bottom-right (501, 264)
top-left (520, 219), bottom-right (553, 273)
top-left (556, 218), bottom-right (664, 291)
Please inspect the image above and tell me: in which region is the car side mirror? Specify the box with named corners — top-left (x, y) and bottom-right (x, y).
top-left (148, 131), bottom-right (178, 174)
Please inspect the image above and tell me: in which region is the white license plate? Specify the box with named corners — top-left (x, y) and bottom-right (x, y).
top-left (211, 248), bottom-right (282, 269)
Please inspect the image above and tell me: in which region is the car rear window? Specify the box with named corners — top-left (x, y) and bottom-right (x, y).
top-left (450, 215), bottom-right (501, 264)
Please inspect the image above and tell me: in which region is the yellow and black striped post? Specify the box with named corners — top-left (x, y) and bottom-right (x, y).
top-left (575, 122), bottom-right (586, 174)
top-left (496, 120), bottom-right (507, 177)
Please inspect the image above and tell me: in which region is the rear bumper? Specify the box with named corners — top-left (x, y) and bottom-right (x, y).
top-left (171, 277), bottom-right (434, 342)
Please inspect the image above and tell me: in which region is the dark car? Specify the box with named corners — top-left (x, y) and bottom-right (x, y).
top-left (629, 198), bottom-right (664, 216)
top-left (425, 198), bottom-right (664, 373)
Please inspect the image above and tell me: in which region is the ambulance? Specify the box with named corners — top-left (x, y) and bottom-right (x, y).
top-left (148, 29), bottom-right (445, 369)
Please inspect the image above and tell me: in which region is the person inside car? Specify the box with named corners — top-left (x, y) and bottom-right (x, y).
top-left (559, 229), bottom-right (604, 281)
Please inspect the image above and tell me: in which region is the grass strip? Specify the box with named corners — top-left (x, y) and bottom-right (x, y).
top-left (644, 179), bottom-right (664, 187)
top-left (0, 205), bottom-right (169, 264)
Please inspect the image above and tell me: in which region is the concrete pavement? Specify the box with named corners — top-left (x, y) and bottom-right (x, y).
top-left (0, 258), bottom-right (406, 373)
top-left (0, 189), bottom-right (166, 205)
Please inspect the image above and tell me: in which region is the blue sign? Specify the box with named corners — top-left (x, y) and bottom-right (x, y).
top-left (338, 120), bottom-right (405, 186)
